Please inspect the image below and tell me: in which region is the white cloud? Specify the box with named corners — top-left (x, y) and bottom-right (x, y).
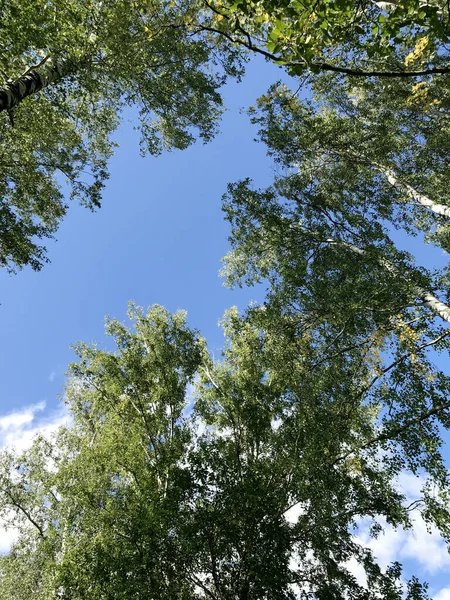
top-left (0, 510), bottom-right (20, 554)
top-left (354, 514), bottom-right (450, 576)
top-left (344, 517), bottom-right (450, 600)
top-left (395, 471), bottom-right (425, 500)
top-left (344, 470), bottom-right (450, 592)
top-left (0, 401), bottom-right (45, 432)
top-left (48, 371), bottom-right (56, 383)
top-left (345, 556), bottom-right (368, 588)
top-left (0, 402), bottom-right (70, 554)
top-left (354, 518), bottom-right (401, 570)
top-left (0, 525), bottom-right (20, 554)
top-left (435, 587), bottom-right (450, 600)
top-left (0, 402), bottom-right (69, 453)
top-left (284, 501), bottom-right (308, 525)
top-left (401, 517), bottom-right (450, 575)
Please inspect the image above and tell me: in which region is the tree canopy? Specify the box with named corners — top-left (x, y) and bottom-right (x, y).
top-left (222, 75), bottom-right (450, 481)
top-left (197, 0), bottom-right (450, 77)
top-left (1, 2), bottom-right (450, 599)
top-left (0, 0), bottom-right (244, 271)
top-left (0, 303), bottom-right (445, 599)
top-left (4, 0), bottom-right (450, 272)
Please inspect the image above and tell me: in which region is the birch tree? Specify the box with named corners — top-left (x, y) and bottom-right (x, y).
top-left (222, 78), bottom-right (450, 324)
top-left (4, 0), bottom-right (449, 273)
top-left (220, 79), bottom-right (450, 500)
top-left (2, 303), bottom-right (449, 599)
top-left (191, 0), bottom-right (450, 77)
top-left (0, 0), bottom-right (242, 272)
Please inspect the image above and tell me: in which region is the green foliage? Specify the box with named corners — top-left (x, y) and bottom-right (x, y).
top-left (0, 0), bottom-right (243, 272)
top-left (0, 303), bottom-right (448, 598)
top-left (220, 77), bottom-right (450, 563)
top-left (222, 77), bottom-right (450, 329)
top-left (1, 4), bottom-right (450, 600)
top-left (199, 0), bottom-right (450, 75)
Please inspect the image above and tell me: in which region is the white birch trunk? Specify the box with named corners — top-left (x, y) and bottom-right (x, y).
top-left (0, 58), bottom-right (69, 113)
top-left (325, 238), bottom-right (450, 325)
top-left (378, 166), bottom-right (450, 219)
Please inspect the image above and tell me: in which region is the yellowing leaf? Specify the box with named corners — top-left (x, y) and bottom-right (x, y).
top-left (404, 35), bottom-right (429, 66)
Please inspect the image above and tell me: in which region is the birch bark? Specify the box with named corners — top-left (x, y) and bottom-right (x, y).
top-left (324, 237), bottom-right (450, 324)
top-left (377, 165), bottom-right (450, 219)
top-left (0, 58), bottom-right (70, 113)
top-left (327, 151), bottom-right (450, 220)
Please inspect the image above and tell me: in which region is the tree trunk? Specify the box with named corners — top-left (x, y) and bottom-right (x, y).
top-left (415, 289), bottom-right (450, 323)
top-left (379, 166), bottom-right (450, 220)
top-left (325, 237), bottom-right (450, 324)
top-left (329, 152), bottom-right (450, 220)
top-left (0, 58), bottom-right (69, 113)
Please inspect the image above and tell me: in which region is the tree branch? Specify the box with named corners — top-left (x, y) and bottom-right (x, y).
top-left (322, 236), bottom-right (450, 325)
top-left (1, 487), bottom-right (45, 538)
top-left (193, 22), bottom-right (450, 78)
top-left (189, 574), bottom-right (218, 600)
top-left (375, 164), bottom-right (450, 219)
top-left (333, 393), bottom-right (450, 467)
top-left (0, 57), bottom-right (79, 113)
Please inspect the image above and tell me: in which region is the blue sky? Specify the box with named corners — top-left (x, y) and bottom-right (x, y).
top-left (0, 55), bottom-right (450, 597)
top-left (0, 56), bottom-right (281, 414)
